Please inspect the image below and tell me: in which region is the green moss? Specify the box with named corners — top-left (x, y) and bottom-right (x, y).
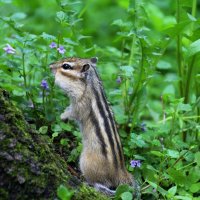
top-left (0, 88), bottom-right (110, 200)
top-left (73, 184), bottom-right (110, 200)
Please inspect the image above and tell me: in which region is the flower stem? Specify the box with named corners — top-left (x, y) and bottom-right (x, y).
top-left (42, 89), bottom-right (46, 114)
top-left (22, 52), bottom-right (29, 100)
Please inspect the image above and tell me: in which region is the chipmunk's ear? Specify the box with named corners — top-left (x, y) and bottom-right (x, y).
top-left (81, 63), bottom-right (90, 73)
top-left (90, 57), bottom-right (98, 64)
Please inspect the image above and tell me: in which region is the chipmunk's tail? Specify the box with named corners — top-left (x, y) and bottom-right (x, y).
top-left (94, 183), bottom-right (116, 196)
top-left (94, 179), bottom-right (141, 199)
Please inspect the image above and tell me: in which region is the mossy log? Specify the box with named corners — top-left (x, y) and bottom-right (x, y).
top-left (0, 88), bottom-right (109, 200)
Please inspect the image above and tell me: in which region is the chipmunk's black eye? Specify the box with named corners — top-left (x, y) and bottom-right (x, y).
top-left (62, 63), bottom-right (72, 70)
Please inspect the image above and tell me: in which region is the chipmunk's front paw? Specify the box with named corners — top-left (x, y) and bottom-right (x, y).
top-left (60, 112), bottom-right (69, 121)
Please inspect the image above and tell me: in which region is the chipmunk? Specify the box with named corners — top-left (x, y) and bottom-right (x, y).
top-left (50, 57), bottom-right (140, 197)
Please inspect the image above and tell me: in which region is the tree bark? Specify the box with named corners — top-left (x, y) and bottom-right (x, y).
top-left (0, 88), bottom-right (109, 200)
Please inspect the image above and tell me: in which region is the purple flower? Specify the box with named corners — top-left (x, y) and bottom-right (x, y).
top-left (3, 44), bottom-right (16, 54)
top-left (41, 80), bottom-right (49, 90)
top-left (57, 45), bottom-right (66, 54)
top-left (141, 122), bottom-right (147, 132)
top-left (49, 42), bottom-right (57, 49)
top-left (116, 76), bottom-right (122, 84)
top-left (130, 160), bottom-right (141, 168)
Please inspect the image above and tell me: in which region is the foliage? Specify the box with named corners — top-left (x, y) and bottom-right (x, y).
top-left (0, 0), bottom-right (200, 199)
top-left (57, 184), bottom-right (74, 200)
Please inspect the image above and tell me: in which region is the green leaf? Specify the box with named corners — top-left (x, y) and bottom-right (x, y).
top-left (168, 168), bottom-right (187, 185)
top-left (150, 151), bottom-right (164, 157)
top-left (120, 192), bottom-right (133, 200)
top-left (115, 184), bottom-right (133, 199)
top-left (64, 38), bottom-right (78, 45)
top-left (60, 138), bottom-right (69, 146)
top-left (60, 122), bottom-right (73, 131)
top-left (190, 182), bottom-right (200, 193)
top-left (157, 60), bottom-right (171, 69)
top-left (147, 181), bottom-right (167, 196)
top-left (177, 103), bottom-right (192, 112)
top-left (41, 32), bottom-right (56, 40)
top-left (112, 19), bottom-right (131, 29)
top-left (164, 20), bottom-right (191, 37)
top-left (188, 166), bottom-right (200, 183)
top-left (187, 39), bottom-right (200, 57)
top-left (147, 180), bottom-right (157, 189)
top-left (194, 152), bottom-right (200, 166)
top-left (167, 186), bottom-right (177, 197)
top-left (57, 185), bottom-right (74, 200)
top-left (56, 11), bottom-right (68, 24)
top-left (166, 149), bottom-right (179, 158)
top-left (0, 0), bottom-right (12, 3)
top-left (174, 196), bottom-right (192, 200)
top-left (39, 126), bottom-right (48, 135)
top-left (187, 13), bottom-right (196, 22)
top-left (120, 66), bottom-right (134, 77)
top-left (180, 0), bottom-right (193, 7)
top-left (163, 85), bottom-right (175, 95)
top-left (146, 165), bottom-right (158, 172)
top-left (11, 12), bottom-right (26, 20)
top-left (51, 124), bottom-right (62, 132)
top-left (135, 138), bottom-right (147, 148)
top-left (52, 132), bottom-right (59, 138)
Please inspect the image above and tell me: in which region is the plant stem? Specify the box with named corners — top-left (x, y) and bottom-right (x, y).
top-left (57, 33), bottom-right (61, 59)
top-left (129, 39), bottom-right (144, 129)
top-left (42, 89), bottom-right (46, 114)
top-left (177, 161), bottom-right (196, 171)
top-left (182, 0), bottom-right (197, 141)
top-left (184, 56), bottom-right (196, 104)
top-left (158, 115), bottom-right (200, 123)
top-left (195, 77), bottom-right (200, 141)
top-left (128, 36), bottom-right (136, 67)
top-left (170, 106), bottom-right (178, 141)
top-left (22, 52), bottom-right (29, 100)
top-left (192, 0), bottom-right (197, 17)
top-left (191, 0), bottom-right (199, 141)
top-left (176, 0), bottom-right (184, 97)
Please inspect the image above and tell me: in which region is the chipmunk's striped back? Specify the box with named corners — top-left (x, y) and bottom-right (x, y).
top-left (50, 57), bottom-right (137, 195)
top-left (89, 66), bottom-right (125, 170)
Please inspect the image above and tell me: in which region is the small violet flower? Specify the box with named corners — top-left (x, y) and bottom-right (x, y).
top-left (141, 122), bottom-right (147, 132)
top-left (116, 76), bottom-right (122, 84)
top-left (130, 160), bottom-right (141, 168)
top-left (3, 44), bottom-right (16, 54)
top-left (57, 45), bottom-right (66, 54)
top-left (41, 80), bottom-right (49, 90)
top-left (49, 42), bottom-right (57, 49)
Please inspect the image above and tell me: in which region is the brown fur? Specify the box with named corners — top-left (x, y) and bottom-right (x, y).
top-left (50, 57), bottom-right (135, 190)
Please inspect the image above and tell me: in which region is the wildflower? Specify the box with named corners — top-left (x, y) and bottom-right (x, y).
top-left (49, 42), bottom-right (57, 49)
top-left (40, 80), bottom-right (49, 90)
top-left (3, 44), bottom-right (16, 54)
top-left (116, 76), bottom-right (122, 84)
top-left (141, 122), bottom-right (147, 132)
top-left (57, 45), bottom-right (66, 54)
top-left (130, 160), bottom-right (141, 168)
